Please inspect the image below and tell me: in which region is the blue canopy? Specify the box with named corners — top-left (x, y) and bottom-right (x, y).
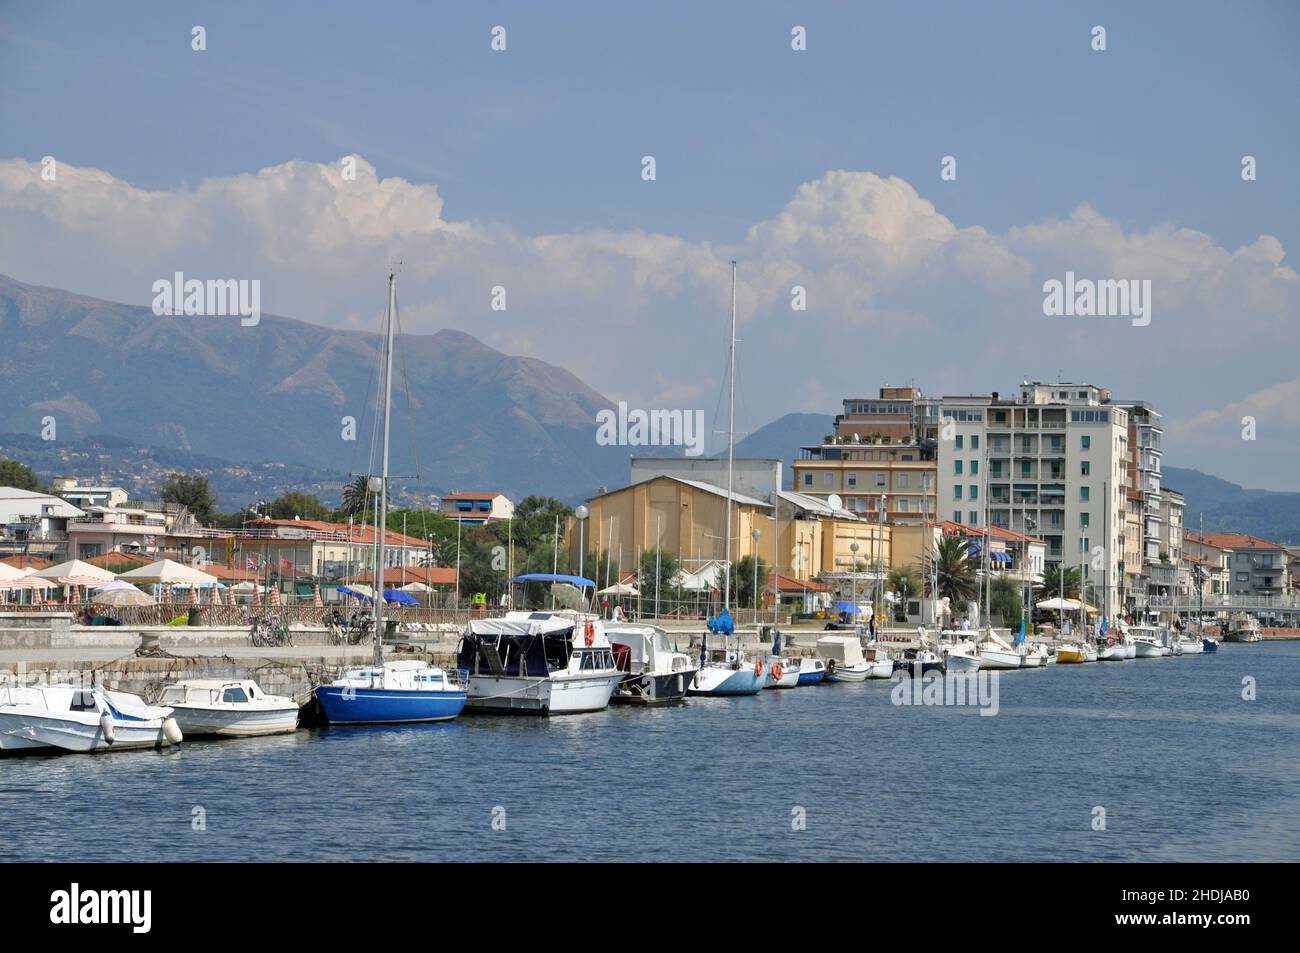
top-left (508, 573), bottom-right (596, 588)
top-left (338, 585), bottom-right (374, 603)
top-left (383, 589), bottom-right (419, 605)
top-left (834, 601), bottom-right (857, 614)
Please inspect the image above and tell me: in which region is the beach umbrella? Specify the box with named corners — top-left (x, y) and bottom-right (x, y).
top-left (31, 559), bottom-right (116, 583)
top-left (339, 584), bottom-right (376, 602)
top-left (383, 589), bottom-right (419, 606)
top-left (118, 559), bottom-right (218, 587)
top-left (1035, 597), bottom-right (1079, 611)
top-left (253, 585), bottom-right (262, 606)
top-left (188, 584), bottom-right (199, 606)
top-left (93, 584), bottom-right (155, 607)
top-left (268, 586), bottom-right (281, 607)
top-left (312, 583), bottom-right (323, 607)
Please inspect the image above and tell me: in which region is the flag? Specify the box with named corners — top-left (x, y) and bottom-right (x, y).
top-left (1014, 618), bottom-right (1026, 647)
top-left (246, 556), bottom-right (258, 571)
top-left (281, 558), bottom-right (293, 574)
top-left (1100, 616), bottom-right (1109, 636)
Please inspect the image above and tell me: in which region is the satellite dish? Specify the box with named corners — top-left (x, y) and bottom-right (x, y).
top-left (827, 494), bottom-right (843, 510)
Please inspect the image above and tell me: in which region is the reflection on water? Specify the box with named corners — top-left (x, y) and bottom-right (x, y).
top-left (1, 643), bottom-right (1297, 861)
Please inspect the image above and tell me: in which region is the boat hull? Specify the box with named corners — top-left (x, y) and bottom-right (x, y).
top-left (1098, 645), bottom-right (1127, 661)
top-left (688, 665), bottom-right (765, 696)
top-left (1133, 641), bottom-right (1167, 658)
top-left (1178, 639), bottom-right (1204, 655)
top-left (826, 662), bottom-right (873, 682)
top-left (1056, 648), bottom-right (1085, 664)
top-left (978, 650), bottom-right (1022, 670)
top-left (315, 685), bottom-right (467, 724)
top-left (610, 670), bottom-right (694, 705)
top-left (0, 710), bottom-right (176, 753)
top-left (466, 672), bottom-right (621, 714)
top-left (797, 669), bottom-right (827, 685)
top-left (170, 705), bottom-right (300, 737)
top-left (943, 653), bottom-right (981, 674)
top-left (891, 659), bottom-right (944, 677)
top-left (1202, 638), bottom-right (1219, 653)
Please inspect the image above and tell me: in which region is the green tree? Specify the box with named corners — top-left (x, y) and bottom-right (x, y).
top-left (340, 475), bottom-right (372, 517)
top-left (1040, 564), bottom-right (1082, 601)
top-left (989, 575), bottom-right (1024, 627)
top-left (0, 460), bottom-right (42, 492)
top-left (932, 535), bottom-right (978, 603)
top-left (727, 555), bottom-right (770, 610)
top-left (639, 548), bottom-right (680, 610)
top-left (160, 473), bottom-right (216, 525)
top-left (267, 491), bottom-right (330, 521)
top-left (887, 566), bottom-right (921, 620)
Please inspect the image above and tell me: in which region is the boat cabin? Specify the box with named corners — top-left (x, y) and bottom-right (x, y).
top-left (458, 612), bottom-right (613, 677)
top-left (815, 634), bottom-right (867, 667)
top-left (161, 680), bottom-right (269, 707)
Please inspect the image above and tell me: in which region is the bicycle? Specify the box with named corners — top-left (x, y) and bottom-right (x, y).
top-left (249, 617), bottom-right (272, 647)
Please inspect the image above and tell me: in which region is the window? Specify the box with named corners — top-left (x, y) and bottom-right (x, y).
top-left (222, 687), bottom-right (250, 704)
top-left (875, 473), bottom-right (886, 487)
top-left (1080, 513), bottom-right (1090, 528)
top-left (847, 473), bottom-right (857, 487)
top-left (898, 499), bottom-right (909, 513)
top-left (970, 485), bottom-right (979, 500)
top-left (897, 473), bottom-right (909, 489)
top-left (954, 485), bottom-right (963, 500)
top-left (1081, 461), bottom-right (1091, 476)
top-left (956, 436), bottom-right (964, 449)
top-left (969, 511), bottom-right (978, 525)
top-left (822, 473), bottom-right (834, 488)
top-left (1080, 487), bottom-right (1090, 502)
top-left (1081, 435), bottom-right (1091, 450)
top-left (1080, 537), bottom-right (1090, 553)
top-left (802, 473), bottom-right (812, 487)
top-left (991, 462), bottom-right (1002, 477)
top-left (970, 460), bottom-right (979, 476)
top-left (955, 460), bottom-right (963, 475)
top-left (953, 511), bottom-right (962, 523)
top-left (1021, 461), bottom-right (1032, 477)
top-left (971, 435), bottom-right (980, 449)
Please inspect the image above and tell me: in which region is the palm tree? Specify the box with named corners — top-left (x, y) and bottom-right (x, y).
top-left (341, 475), bottom-right (371, 517)
top-left (1039, 564), bottom-right (1082, 600)
top-left (931, 535), bottom-right (978, 604)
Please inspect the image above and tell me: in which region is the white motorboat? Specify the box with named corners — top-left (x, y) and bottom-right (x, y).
top-left (606, 623), bottom-right (698, 703)
top-left (458, 612), bottom-right (623, 714)
top-left (940, 642), bottom-right (982, 674)
top-left (1083, 642), bottom-right (1099, 663)
top-left (862, 642), bottom-right (895, 678)
top-left (160, 679), bottom-right (299, 737)
top-left (1226, 613), bottom-right (1262, 643)
top-left (816, 635), bottom-right (872, 682)
top-left (1177, 635), bottom-right (1205, 655)
top-left (1130, 626), bottom-right (1170, 658)
top-left (760, 656), bottom-right (802, 689)
top-left (796, 658), bottom-right (828, 685)
top-left (0, 683), bottom-right (181, 754)
top-left (1021, 644), bottom-right (1048, 668)
top-left (1098, 638), bottom-right (1128, 661)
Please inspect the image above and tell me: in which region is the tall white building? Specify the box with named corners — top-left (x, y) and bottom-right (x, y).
top-left (936, 382), bottom-right (1129, 618)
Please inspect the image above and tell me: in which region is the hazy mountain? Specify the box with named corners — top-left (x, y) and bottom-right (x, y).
top-left (729, 412), bottom-right (835, 488)
top-left (1164, 466), bottom-right (1300, 544)
top-left (0, 273), bottom-right (630, 503)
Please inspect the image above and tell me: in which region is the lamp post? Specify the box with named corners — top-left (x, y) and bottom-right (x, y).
top-left (877, 493), bottom-right (887, 629)
top-left (850, 542), bottom-right (860, 628)
top-left (575, 505), bottom-right (589, 581)
top-left (751, 528), bottom-right (762, 621)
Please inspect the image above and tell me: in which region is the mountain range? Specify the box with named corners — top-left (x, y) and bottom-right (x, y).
top-left (0, 273), bottom-right (631, 504)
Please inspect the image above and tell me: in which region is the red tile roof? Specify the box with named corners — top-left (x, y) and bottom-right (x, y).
top-left (933, 520), bottom-right (1042, 544)
top-left (380, 566), bottom-right (457, 587)
top-left (772, 573), bottom-right (829, 592)
top-left (1186, 532), bottom-right (1283, 551)
top-left (0, 555), bottom-right (52, 569)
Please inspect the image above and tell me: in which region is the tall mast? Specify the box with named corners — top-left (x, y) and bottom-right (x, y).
top-left (372, 271), bottom-right (397, 668)
top-left (724, 260), bottom-right (737, 612)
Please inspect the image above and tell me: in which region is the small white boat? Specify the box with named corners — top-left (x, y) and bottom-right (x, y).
top-left (160, 679), bottom-right (299, 737)
top-left (1177, 635), bottom-right (1204, 655)
top-left (862, 642), bottom-right (895, 679)
top-left (761, 657), bottom-right (802, 689)
top-left (816, 635), bottom-right (872, 682)
top-left (1130, 626), bottom-right (1170, 658)
top-left (941, 643), bottom-right (982, 674)
top-left (1098, 640), bottom-right (1127, 661)
top-left (1021, 644), bottom-right (1048, 668)
top-left (0, 684), bottom-right (181, 753)
top-left (1226, 614), bottom-right (1263, 643)
top-left (606, 623), bottom-right (698, 703)
top-left (796, 658), bottom-right (828, 685)
top-left (1083, 643), bottom-right (1099, 663)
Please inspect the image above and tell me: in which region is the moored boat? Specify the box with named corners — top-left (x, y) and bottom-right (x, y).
top-left (459, 611), bottom-right (623, 713)
top-left (1225, 613), bottom-right (1262, 643)
top-left (816, 634), bottom-right (872, 682)
top-left (161, 679), bottom-right (299, 737)
top-left (1130, 626), bottom-right (1170, 658)
top-left (0, 684), bottom-right (181, 754)
top-left (606, 623), bottom-right (698, 704)
top-left (893, 648), bottom-right (945, 677)
top-left (761, 657), bottom-right (802, 689)
top-left (796, 658), bottom-right (827, 684)
top-left (1055, 643), bottom-right (1087, 664)
top-left (316, 662), bottom-right (468, 724)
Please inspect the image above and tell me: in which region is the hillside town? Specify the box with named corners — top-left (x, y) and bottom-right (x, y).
top-left (3, 379), bottom-right (1298, 628)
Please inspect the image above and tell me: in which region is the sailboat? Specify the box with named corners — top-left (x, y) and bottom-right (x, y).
top-left (688, 262), bottom-right (765, 698)
top-left (314, 272), bottom-right (468, 725)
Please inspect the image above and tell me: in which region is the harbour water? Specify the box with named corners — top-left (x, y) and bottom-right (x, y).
top-left (2, 642), bottom-right (1297, 862)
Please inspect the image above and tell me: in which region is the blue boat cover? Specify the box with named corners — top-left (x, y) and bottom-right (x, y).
top-left (509, 573), bottom-right (596, 588)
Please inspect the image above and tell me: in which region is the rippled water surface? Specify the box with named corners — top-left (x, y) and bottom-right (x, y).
top-left (2, 642), bottom-right (1298, 861)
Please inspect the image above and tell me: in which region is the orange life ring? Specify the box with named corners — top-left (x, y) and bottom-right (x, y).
top-left (773, 662), bottom-right (784, 681)
top-left (754, 657), bottom-right (764, 677)
top-left (584, 620), bottom-right (595, 646)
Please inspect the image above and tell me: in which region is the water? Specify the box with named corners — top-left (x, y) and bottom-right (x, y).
top-left (2, 643), bottom-right (1298, 862)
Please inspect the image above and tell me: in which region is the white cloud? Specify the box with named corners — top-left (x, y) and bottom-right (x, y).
top-left (1, 156), bottom-right (1297, 485)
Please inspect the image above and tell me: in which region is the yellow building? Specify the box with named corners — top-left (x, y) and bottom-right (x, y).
top-left (566, 477), bottom-right (888, 587)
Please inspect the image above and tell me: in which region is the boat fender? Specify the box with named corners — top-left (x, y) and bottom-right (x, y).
top-left (162, 716), bottom-right (183, 746)
top-left (584, 621), bottom-right (595, 647)
top-left (772, 662), bottom-right (784, 681)
top-left (754, 658), bottom-right (764, 678)
top-left (99, 712), bottom-right (116, 745)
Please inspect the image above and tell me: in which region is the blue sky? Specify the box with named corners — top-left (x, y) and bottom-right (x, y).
top-left (2, 1), bottom-right (1299, 486)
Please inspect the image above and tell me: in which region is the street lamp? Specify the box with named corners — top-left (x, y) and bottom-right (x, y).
top-left (751, 528), bottom-right (762, 618)
top-left (575, 505), bottom-right (590, 582)
top-left (850, 542), bottom-right (860, 627)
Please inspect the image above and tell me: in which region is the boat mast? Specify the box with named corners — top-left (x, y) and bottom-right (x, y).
top-left (372, 271), bottom-right (397, 669)
top-left (724, 260), bottom-right (737, 612)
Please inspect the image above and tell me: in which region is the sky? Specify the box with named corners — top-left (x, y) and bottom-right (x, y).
top-left (1, 1), bottom-right (1298, 488)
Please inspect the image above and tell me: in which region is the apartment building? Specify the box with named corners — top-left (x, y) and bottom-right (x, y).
top-left (1186, 532), bottom-right (1290, 598)
top-left (936, 382), bottom-right (1129, 618)
top-left (793, 386), bottom-right (939, 523)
